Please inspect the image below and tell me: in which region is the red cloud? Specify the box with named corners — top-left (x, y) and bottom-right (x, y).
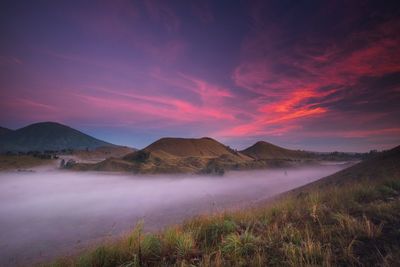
top-left (225, 18), bottom-right (400, 140)
top-left (61, 70), bottom-right (237, 127)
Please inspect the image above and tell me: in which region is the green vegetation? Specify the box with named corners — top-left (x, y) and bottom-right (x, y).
top-left (48, 148), bottom-right (400, 267)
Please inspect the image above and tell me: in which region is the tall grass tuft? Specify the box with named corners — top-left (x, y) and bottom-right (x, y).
top-left (141, 234), bottom-right (161, 261)
top-left (222, 228), bottom-right (259, 259)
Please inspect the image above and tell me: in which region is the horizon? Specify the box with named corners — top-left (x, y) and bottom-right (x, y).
top-left (0, 120), bottom-right (395, 153)
top-left (1, 1), bottom-right (400, 152)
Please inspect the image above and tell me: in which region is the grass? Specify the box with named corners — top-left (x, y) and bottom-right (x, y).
top-left (47, 150), bottom-right (400, 267)
top-left (0, 155), bottom-right (52, 170)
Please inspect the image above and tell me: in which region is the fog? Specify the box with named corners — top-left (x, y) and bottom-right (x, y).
top-left (0, 164), bottom-right (350, 266)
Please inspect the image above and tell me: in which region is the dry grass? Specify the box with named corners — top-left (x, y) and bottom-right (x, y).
top-left (46, 171), bottom-right (400, 267)
top-left (0, 155), bottom-right (52, 170)
top-left (46, 147), bottom-right (400, 266)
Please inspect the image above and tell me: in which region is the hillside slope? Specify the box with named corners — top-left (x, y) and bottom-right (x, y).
top-left (294, 145), bottom-right (400, 191)
top-left (70, 138), bottom-right (362, 174)
top-left (0, 126), bottom-right (12, 136)
top-left (144, 137), bottom-right (239, 158)
top-left (0, 122), bottom-right (115, 152)
top-left (72, 137), bottom-right (255, 174)
top-left (241, 141), bottom-right (314, 160)
top-left (52, 146), bottom-right (400, 266)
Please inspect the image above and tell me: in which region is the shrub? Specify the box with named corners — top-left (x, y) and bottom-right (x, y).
top-left (176, 232), bottom-right (195, 259)
top-left (384, 179), bottom-right (400, 191)
top-left (127, 220), bottom-right (144, 252)
top-left (222, 229), bottom-right (259, 258)
top-left (162, 228), bottom-right (195, 259)
top-left (353, 186), bottom-right (380, 203)
top-left (377, 185), bottom-right (397, 198)
top-left (88, 246), bottom-right (120, 267)
top-left (191, 217), bottom-right (237, 247)
top-left (141, 234), bottom-right (161, 261)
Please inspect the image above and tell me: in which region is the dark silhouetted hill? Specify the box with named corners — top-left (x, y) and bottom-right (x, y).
top-left (0, 126), bottom-right (12, 136)
top-left (0, 122), bottom-right (115, 152)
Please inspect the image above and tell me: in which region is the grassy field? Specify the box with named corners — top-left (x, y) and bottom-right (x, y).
top-left (0, 155), bottom-right (53, 171)
top-left (48, 147), bottom-right (400, 267)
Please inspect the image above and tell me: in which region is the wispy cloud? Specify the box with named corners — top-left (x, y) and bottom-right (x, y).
top-left (1, 1), bottom-right (399, 151)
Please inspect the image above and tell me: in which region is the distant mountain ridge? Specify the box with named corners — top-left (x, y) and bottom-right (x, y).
top-left (0, 121), bottom-right (368, 174)
top-left (0, 122), bottom-right (115, 152)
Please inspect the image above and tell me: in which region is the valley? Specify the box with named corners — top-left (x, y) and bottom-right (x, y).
top-left (0, 163), bottom-right (350, 266)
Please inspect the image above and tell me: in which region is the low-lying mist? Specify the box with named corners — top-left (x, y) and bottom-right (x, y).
top-left (0, 164), bottom-right (349, 265)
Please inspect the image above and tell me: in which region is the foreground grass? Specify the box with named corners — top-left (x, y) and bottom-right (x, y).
top-left (47, 169), bottom-right (400, 267)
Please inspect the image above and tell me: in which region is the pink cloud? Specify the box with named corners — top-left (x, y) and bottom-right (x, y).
top-left (59, 69), bottom-right (238, 128)
top-left (225, 18), bottom-right (400, 141)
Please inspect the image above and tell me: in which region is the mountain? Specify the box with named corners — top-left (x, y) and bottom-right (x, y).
top-left (241, 141), bottom-right (314, 160)
top-left (0, 126), bottom-right (12, 136)
top-left (143, 137), bottom-right (242, 158)
top-left (72, 137), bottom-right (255, 174)
top-left (0, 122), bottom-right (115, 153)
top-left (67, 137), bottom-right (365, 174)
top-left (123, 137), bottom-right (252, 161)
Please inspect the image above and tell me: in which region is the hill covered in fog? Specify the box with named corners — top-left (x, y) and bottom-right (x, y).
top-left (69, 136), bottom-right (363, 174)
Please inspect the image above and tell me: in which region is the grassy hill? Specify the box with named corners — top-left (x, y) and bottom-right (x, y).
top-left (71, 138), bottom-right (353, 174)
top-left (72, 137), bottom-right (254, 174)
top-left (241, 141), bottom-right (314, 160)
top-left (241, 141), bottom-right (365, 163)
top-left (50, 145), bottom-right (400, 266)
top-left (144, 137), bottom-right (239, 158)
top-left (0, 122), bottom-right (115, 153)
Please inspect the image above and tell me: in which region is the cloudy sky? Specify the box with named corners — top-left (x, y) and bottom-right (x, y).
top-left (1, 0), bottom-right (399, 151)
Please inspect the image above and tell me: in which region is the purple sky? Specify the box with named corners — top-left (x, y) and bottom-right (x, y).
top-left (1, 0), bottom-right (399, 151)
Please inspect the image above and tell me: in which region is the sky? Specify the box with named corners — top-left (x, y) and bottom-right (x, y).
top-left (0, 0), bottom-right (399, 152)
